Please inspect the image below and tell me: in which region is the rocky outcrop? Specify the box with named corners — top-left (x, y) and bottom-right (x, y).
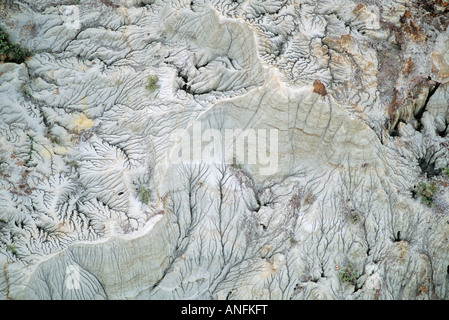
top-left (0, 0), bottom-right (448, 300)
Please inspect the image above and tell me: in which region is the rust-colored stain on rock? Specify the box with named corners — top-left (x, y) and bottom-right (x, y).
top-left (313, 80), bottom-right (328, 96)
top-left (353, 3), bottom-right (365, 13)
top-left (404, 20), bottom-right (427, 42)
top-left (402, 57), bottom-right (413, 74)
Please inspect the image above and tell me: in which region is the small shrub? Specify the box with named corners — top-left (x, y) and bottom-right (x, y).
top-left (0, 27), bottom-right (32, 64)
top-left (145, 75), bottom-right (158, 92)
top-left (45, 133), bottom-right (61, 145)
top-left (350, 212), bottom-right (360, 223)
top-left (339, 199), bottom-right (360, 222)
top-left (338, 262), bottom-right (358, 285)
top-left (139, 186), bottom-right (151, 204)
top-left (304, 192), bottom-right (316, 205)
top-left (417, 182), bottom-right (438, 207)
top-left (68, 160), bottom-right (79, 169)
top-left (6, 244), bottom-right (17, 254)
top-left (441, 167), bottom-right (449, 177)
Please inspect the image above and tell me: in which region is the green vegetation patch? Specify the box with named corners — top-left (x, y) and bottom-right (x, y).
top-left (6, 244), bottom-right (17, 254)
top-left (0, 27), bottom-right (32, 64)
top-left (139, 185), bottom-right (151, 204)
top-left (417, 182), bottom-right (438, 207)
top-left (441, 167), bottom-right (449, 177)
top-left (145, 75), bottom-right (159, 92)
top-left (338, 262), bottom-right (358, 285)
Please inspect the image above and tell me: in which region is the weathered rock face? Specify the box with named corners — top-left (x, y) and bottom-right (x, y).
top-left (0, 0), bottom-right (448, 300)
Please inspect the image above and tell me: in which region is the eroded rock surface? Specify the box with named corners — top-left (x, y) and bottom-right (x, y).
top-left (0, 0), bottom-right (448, 300)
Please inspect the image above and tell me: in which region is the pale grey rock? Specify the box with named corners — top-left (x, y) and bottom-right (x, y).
top-left (0, 0), bottom-right (448, 300)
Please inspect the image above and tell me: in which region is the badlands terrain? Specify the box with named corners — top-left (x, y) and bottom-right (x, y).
top-left (0, 0), bottom-right (448, 299)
